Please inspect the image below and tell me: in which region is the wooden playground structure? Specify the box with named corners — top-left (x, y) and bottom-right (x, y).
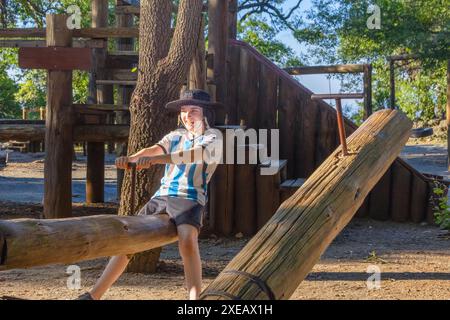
top-left (0, 0), bottom-right (449, 300)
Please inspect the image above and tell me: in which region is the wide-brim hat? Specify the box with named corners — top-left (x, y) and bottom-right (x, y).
top-left (165, 89), bottom-right (224, 112)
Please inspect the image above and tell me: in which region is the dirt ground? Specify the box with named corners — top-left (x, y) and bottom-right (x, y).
top-left (0, 143), bottom-right (449, 300)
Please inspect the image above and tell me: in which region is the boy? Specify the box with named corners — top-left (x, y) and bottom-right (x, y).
top-left (78, 89), bottom-right (222, 300)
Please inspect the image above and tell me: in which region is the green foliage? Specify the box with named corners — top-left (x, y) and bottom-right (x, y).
top-left (238, 18), bottom-right (302, 67)
top-left (432, 181), bottom-right (450, 230)
top-left (294, 0), bottom-right (449, 121)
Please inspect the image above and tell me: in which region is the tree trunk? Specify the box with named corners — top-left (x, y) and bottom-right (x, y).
top-left (120, 0), bottom-right (204, 273)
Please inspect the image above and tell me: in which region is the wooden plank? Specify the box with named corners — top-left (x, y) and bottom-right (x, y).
top-left (96, 80), bottom-right (136, 86)
top-left (86, 0), bottom-right (110, 205)
top-left (0, 28), bottom-right (45, 38)
top-left (298, 91), bottom-right (317, 177)
top-left (278, 78), bottom-right (297, 178)
top-left (0, 39), bottom-right (104, 48)
top-left (368, 168), bottom-right (392, 220)
top-left (201, 109), bottom-right (412, 300)
top-left (19, 47), bottom-right (92, 70)
top-left (237, 48), bottom-right (259, 129)
top-left (225, 44), bottom-right (240, 124)
top-left (315, 102), bottom-right (337, 167)
top-left (285, 64), bottom-right (365, 75)
top-left (363, 64), bottom-right (373, 120)
top-left (390, 161), bottom-right (412, 222)
top-left (211, 127), bottom-right (235, 236)
top-left (256, 172), bottom-right (280, 230)
top-left (256, 161), bottom-right (282, 230)
top-left (410, 173), bottom-right (428, 223)
top-left (43, 15), bottom-right (73, 219)
top-left (73, 104), bottom-right (129, 111)
top-left (73, 27), bottom-right (139, 38)
top-left (355, 194), bottom-right (370, 218)
top-left (0, 124), bottom-right (129, 142)
top-left (257, 63), bottom-right (278, 130)
top-left (107, 69), bottom-right (137, 81)
top-left (115, 5), bottom-right (140, 15)
top-left (115, 6), bottom-right (134, 202)
top-left (207, 0), bottom-right (229, 123)
top-left (105, 54), bottom-right (138, 68)
top-left (234, 160), bottom-right (257, 236)
top-left (0, 27), bottom-right (140, 39)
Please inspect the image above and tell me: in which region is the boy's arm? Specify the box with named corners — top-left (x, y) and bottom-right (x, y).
top-left (128, 145), bottom-right (165, 162)
top-left (135, 146), bottom-right (209, 169)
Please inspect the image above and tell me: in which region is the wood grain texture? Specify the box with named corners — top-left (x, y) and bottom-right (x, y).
top-left (201, 110), bottom-right (411, 300)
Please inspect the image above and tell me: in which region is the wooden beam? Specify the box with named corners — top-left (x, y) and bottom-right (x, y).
top-left (285, 64), bottom-right (365, 75)
top-left (0, 28), bottom-right (45, 38)
top-left (19, 47), bottom-right (93, 70)
top-left (87, 0), bottom-right (110, 204)
top-left (0, 124), bottom-right (129, 142)
top-left (390, 59), bottom-right (396, 109)
top-left (107, 69), bottom-right (137, 81)
top-left (115, 5), bottom-right (140, 15)
top-left (115, 1), bottom-right (134, 202)
top-left (200, 109), bottom-right (412, 300)
top-left (207, 0), bottom-right (229, 123)
top-left (96, 80), bottom-right (136, 86)
top-left (0, 27), bottom-right (139, 39)
top-left (73, 104), bottom-right (129, 112)
top-left (44, 14), bottom-right (73, 219)
top-left (363, 64), bottom-right (373, 120)
top-left (311, 93), bottom-right (364, 100)
top-left (0, 39), bottom-right (105, 48)
top-left (0, 215), bottom-right (177, 271)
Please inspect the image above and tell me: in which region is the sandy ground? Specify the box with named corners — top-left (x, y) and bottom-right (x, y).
top-left (0, 143), bottom-right (449, 300)
top-left (0, 216), bottom-right (448, 300)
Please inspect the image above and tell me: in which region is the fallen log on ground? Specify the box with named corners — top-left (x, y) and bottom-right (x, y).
top-left (0, 215), bottom-right (177, 271)
top-left (200, 109), bottom-right (412, 300)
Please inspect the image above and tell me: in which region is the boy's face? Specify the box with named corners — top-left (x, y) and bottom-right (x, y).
top-left (180, 105), bottom-right (204, 134)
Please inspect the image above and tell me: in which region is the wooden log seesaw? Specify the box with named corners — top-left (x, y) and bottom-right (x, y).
top-left (0, 109), bottom-right (412, 300)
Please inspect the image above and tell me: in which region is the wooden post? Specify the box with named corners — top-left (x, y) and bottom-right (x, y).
top-left (207, 0), bottom-right (228, 123)
top-left (200, 109), bottom-right (412, 300)
top-left (43, 14), bottom-right (73, 219)
top-left (115, 0), bottom-right (134, 201)
top-left (390, 59), bottom-right (396, 109)
top-left (86, 0), bottom-right (111, 203)
top-left (228, 0), bottom-right (238, 40)
top-left (363, 64), bottom-right (372, 120)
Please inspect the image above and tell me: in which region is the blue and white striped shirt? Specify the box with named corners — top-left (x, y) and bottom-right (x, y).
top-left (152, 128), bottom-right (220, 206)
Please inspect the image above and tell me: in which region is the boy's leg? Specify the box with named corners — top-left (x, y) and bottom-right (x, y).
top-left (177, 224), bottom-right (202, 300)
top-left (89, 255), bottom-right (131, 300)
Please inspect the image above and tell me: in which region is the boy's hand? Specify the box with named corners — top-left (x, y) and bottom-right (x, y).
top-left (136, 157), bottom-right (154, 170)
top-left (115, 156), bottom-right (130, 169)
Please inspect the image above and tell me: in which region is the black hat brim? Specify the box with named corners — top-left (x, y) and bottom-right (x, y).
top-left (165, 99), bottom-right (224, 112)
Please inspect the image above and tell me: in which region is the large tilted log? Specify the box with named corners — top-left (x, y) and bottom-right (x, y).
top-left (0, 124), bottom-right (129, 142)
top-left (200, 109), bottom-right (412, 300)
top-left (0, 215), bottom-right (177, 271)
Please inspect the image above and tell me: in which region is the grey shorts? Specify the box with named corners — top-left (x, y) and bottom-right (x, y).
top-left (137, 196), bottom-right (205, 232)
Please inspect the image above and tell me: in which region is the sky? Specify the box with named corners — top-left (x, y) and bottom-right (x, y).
top-left (275, 0), bottom-right (361, 111)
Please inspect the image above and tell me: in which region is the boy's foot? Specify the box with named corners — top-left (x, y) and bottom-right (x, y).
top-left (76, 292), bottom-right (94, 300)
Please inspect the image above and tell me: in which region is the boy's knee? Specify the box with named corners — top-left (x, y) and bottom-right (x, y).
top-left (178, 232), bottom-right (198, 254)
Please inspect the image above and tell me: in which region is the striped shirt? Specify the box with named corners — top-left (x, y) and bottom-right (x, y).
top-left (152, 128), bottom-right (220, 206)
